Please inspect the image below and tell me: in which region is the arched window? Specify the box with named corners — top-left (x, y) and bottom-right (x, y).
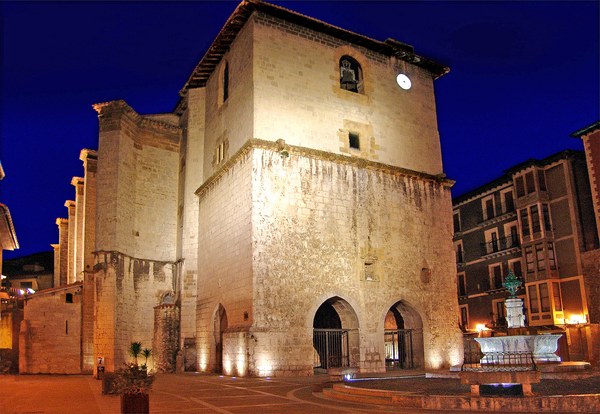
top-left (222, 61), bottom-right (229, 102)
top-left (339, 55), bottom-right (363, 93)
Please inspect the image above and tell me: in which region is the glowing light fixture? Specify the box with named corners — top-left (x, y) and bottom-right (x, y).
top-left (475, 324), bottom-right (489, 333)
top-left (566, 314), bottom-right (586, 325)
top-left (396, 74), bottom-right (412, 90)
top-left (27, 288), bottom-right (35, 294)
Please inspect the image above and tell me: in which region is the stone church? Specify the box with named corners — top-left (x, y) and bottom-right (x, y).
top-left (20, 0), bottom-right (462, 376)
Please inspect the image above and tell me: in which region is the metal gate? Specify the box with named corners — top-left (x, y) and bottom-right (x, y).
top-left (313, 329), bottom-right (351, 369)
top-left (385, 329), bottom-right (414, 369)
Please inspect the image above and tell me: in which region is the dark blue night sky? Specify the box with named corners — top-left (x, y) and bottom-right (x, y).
top-left (1, 1), bottom-right (598, 259)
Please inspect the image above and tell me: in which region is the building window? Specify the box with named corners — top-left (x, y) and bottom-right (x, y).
top-left (458, 273), bottom-right (467, 296)
top-left (216, 142), bottom-right (225, 164)
top-left (536, 243), bottom-right (545, 271)
top-left (531, 205), bottom-right (541, 234)
top-left (339, 55), bottom-right (363, 93)
top-left (66, 293), bottom-right (73, 303)
top-left (223, 62), bottom-right (229, 102)
top-left (349, 132), bottom-right (360, 149)
top-left (481, 196), bottom-right (495, 221)
top-left (456, 242), bottom-right (464, 264)
top-left (503, 190), bottom-right (514, 213)
top-left (539, 283), bottom-right (551, 312)
top-left (525, 171), bottom-right (536, 194)
top-left (493, 300), bottom-right (506, 326)
top-left (542, 204), bottom-right (552, 232)
top-left (509, 225), bottom-right (519, 246)
top-left (528, 285), bottom-right (539, 313)
top-left (538, 170), bottom-right (547, 191)
top-left (520, 208), bottom-right (530, 237)
top-left (552, 282), bottom-right (562, 311)
top-left (516, 176), bottom-right (525, 197)
top-left (547, 242), bottom-right (556, 270)
top-left (490, 264), bottom-right (503, 290)
top-left (20, 281), bottom-right (33, 289)
top-left (459, 305), bottom-right (469, 330)
top-left (453, 212), bottom-right (461, 233)
top-left (525, 246), bottom-right (535, 273)
top-left (509, 258), bottom-right (523, 278)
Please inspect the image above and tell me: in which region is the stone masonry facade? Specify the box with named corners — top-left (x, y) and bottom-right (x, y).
top-left (22, 1), bottom-right (463, 376)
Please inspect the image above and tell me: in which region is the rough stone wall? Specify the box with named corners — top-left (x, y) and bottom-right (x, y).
top-left (196, 149), bottom-right (254, 373)
top-left (581, 249), bottom-right (600, 324)
top-left (178, 88), bottom-right (206, 350)
top-left (153, 304), bottom-right (180, 372)
top-left (94, 101), bottom-right (181, 262)
top-left (581, 131), bottom-right (600, 240)
top-left (203, 20), bottom-right (254, 180)
top-left (51, 244), bottom-right (60, 288)
top-left (93, 252), bottom-right (176, 372)
top-left (19, 285), bottom-right (83, 374)
top-left (248, 146), bottom-right (461, 375)
top-left (81, 151), bottom-right (98, 273)
top-left (251, 13), bottom-right (443, 177)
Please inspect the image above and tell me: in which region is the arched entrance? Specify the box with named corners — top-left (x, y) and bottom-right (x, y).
top-left (212, 304), bottom-right (228, 373)
top-left (312, 297), bottom-right (359, 372)
top-left (384, 301), bottom-right (424, 370)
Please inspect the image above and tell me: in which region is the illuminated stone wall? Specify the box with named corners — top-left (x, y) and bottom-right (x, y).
top-left (251, 12), bottom-right (443, 177)
top-left (19, 285), bottom-right (83, 374)
top-left (194, 143), bottom-right (462, 376)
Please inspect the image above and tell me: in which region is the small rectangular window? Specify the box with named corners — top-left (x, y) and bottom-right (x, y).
top-left (531, 205), bottom-right (541, 234)
top-left (539, 283), bottom-right (550, 312)
top-left (525, 246), bottom-right (535, 273)
top-left (349, 132), bottom-right (360, 149)
top-left (453, 212), bottom-right (461, 233)
top-left (552, 282), bottom-right (562, 311)
top-left (538, 170), bottom-right (547, 191)
top-left (504, 191), bottom-right (514, 212)
top-left (536, 243), bottom-right (545, 271)
top-left (520, 209), bottom-right (530, 237)
top-left (491, 265), bottom-right (503, 289)
top-left (547, 242), bottom-right (556, 270)
top-left (458, 273), bottom-right (466, 296)
top-left (460, 306), bottom-right (468, 329)
top-left (485, 199), bottom-right (495, 220)
top-left (66, 293), bottom-right (73, 303)
top-left (542, 204), bottom-right (552, 232)
top-left (528, 285), bottom-right (539, 313)
top-left (516, 176), bottom-right (525, 197)
top-left (511, 260), bottom-right (523, 277)
top-left (456, 243), bottom-right (464, 264)
top-left (525, 172), bottom-right (536, 194)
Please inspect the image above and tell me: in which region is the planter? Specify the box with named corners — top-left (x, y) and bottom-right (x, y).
top-left (121, 393), bottom-right (149, 414)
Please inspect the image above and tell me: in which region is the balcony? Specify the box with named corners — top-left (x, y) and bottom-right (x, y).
top-left (481, 236), bottom-right (521, 259)
top-left (477, 210), bottom-right (517, 228)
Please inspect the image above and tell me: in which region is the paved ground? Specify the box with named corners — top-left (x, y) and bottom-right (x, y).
top-left (0, 373), bottom-right (457, 414)
top-left (1, 371), bottom-right (598, 414)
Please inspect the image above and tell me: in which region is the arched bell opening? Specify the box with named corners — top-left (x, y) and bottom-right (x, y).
top-left (384, 300), bottom-right (424, 370)
top-left (312, 296), bottom-right (360, 373)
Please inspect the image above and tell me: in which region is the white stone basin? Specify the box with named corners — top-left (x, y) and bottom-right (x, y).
top-left (475, 334), bottom-right (562, 364)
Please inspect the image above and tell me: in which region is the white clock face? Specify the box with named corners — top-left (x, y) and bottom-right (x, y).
top-left (396, 74), bottom-right (411, 90)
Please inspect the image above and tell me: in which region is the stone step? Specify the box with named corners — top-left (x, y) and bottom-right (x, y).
top-left (331, 383), bottom-right (399, 398)
top-left (322, 387), bottom-right (395, 406)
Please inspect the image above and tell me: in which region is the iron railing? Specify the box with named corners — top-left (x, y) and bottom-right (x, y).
top-left (313, 329), bottom-right (351, 369)
top-left (482, 236), bottom-right (520, 255)
top-left (384, 329), bottom-right (414, 369)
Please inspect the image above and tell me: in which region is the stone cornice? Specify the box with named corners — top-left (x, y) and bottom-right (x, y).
top-left (64, 200), bottom-right (75, 209)
top-left (196, 138), bottom-right (454, 197)
top-left (79, 148), bottom-right (98, 162)
top-left (93, 100), bottom-right (181, 135)
top-left (55, 218), bottom-right (68, 226)
top-left (71, 176), bottom-right (84, 186)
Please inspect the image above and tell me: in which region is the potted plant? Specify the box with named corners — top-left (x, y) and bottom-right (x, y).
top-left (113, 342), bottom-right (154, 414)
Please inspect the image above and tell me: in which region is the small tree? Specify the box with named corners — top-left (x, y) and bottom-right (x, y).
top-left (129, 342), bottom-right (142, 365)
top-left (142, 348), bottom-right (152, 368)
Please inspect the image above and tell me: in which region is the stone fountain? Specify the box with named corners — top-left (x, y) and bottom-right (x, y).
top-left (475, 270), bottom-right (562, 365)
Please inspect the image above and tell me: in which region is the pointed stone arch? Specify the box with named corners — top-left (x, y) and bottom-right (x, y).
top-left (383, 300), bottom-right (425, 370)
top-left (312, 296), bottom-right (360, 371)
